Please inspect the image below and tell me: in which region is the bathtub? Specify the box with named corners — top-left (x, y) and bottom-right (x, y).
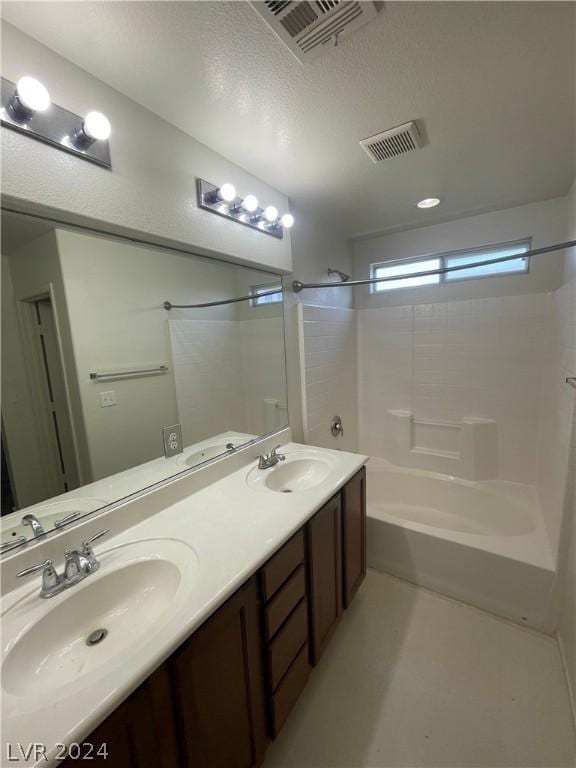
top-left (366, 458), bottom-right (556, 631)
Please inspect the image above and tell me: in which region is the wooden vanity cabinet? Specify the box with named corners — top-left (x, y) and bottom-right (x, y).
top-left (342, 466), bottom-right (367, 608)
top-left (57, 467), bottom-right (367, 765)
top-left (59, 664), bottom-right (179, 768)
top-left (260, 530), bottom-right (311, 737)
top-left (306, 493), bottom-right (343, 665)
top-left (170, 575), bottom-right (267, 768)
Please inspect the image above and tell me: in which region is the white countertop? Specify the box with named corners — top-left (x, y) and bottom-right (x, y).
top-left (1, 442), bottom-right (366, 767)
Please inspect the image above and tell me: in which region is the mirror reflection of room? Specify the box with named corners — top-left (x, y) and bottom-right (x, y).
top-left (1, 212), bottom-right (287, 544)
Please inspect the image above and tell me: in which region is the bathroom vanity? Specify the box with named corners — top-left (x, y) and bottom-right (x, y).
top-left (1, 444), bottom-right (366, 768)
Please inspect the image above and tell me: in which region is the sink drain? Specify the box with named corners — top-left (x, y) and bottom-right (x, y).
top-left (86, 628), bottom-right (108, 646)
top-left (281, 489), bottom-right (293, 494)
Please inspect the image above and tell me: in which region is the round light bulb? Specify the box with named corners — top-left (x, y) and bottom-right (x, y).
top-left (264, 205), bottom-right (279, 223)
top-left (219, 183), bottom-right (236, 203)
top-left (280, 213), bottom-right (294, 229)
top-left (16, 76), bottom-right (51, 113)
top-left (416, 197), bottom-right (441, 209)
top-left (83, 111), bottom-right (111, 141)
top-left (242, 194), bottom-right (259, 213)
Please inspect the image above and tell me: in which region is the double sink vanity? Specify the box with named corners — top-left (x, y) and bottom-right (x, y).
top-left (1, 440), bottom-right (367, 767)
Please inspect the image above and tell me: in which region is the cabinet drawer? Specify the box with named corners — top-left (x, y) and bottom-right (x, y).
top-left (265, 564), bottom-right (306, 641)
top-left (268, 598), bottom-right (308, 690)
top-left (262, 530), bottom-right (304, 601)
top-left (271, 643), bottom-right (310, 737)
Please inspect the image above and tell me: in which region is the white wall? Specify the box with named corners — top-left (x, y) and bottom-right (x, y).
top-left (1, 23), bottom-right (292, 273)
top-left (1, 247), bottom-right (60, 507)
top-left (53, 229), bottom-right (286, 481)
top-left (353, 197), bottom-right (567, 309)
top-left (5, 231), bottom-right (91, 486)
top-left (283, 205), bottom-right (355, 445)
top-left (555, 181), bottom-right (576, 720)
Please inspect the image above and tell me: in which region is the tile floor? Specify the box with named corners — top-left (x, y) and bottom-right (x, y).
top-left (265, 570), bottom-right (576, 768)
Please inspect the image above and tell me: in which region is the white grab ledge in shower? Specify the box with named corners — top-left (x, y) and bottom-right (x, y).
top-left (386, 410), bottom-right (498, 480)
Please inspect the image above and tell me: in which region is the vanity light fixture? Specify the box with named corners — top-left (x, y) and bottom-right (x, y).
top-left (197, 178), bottom-right (292, 240)
top-left (8, 76), bottom-right (51, 122)
top-left (206, 182), bottom-right (237, 205)
top-left (241, 194), bottom-right (259, 213)
top-left (417, 197), bottom-right (441, 209)
top-left (264, 205), bottom-right (279, 223)
top-left (1, 76), bottom-right (112, 169)
top-left (73, 110), bottom-right (111, 148)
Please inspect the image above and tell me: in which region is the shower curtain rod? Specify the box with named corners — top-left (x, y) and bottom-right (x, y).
top-left (163, 239), bottom-right (575, 310)
top-left (163, 287), bottom-right (282, 310)
top-left (292, 239), bottom-right (576, 293)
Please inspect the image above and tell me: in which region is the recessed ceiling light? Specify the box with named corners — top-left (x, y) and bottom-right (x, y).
top-left (417, 198), bottom-right (441, 209)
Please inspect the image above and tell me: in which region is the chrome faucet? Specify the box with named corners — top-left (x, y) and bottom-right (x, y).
top-left (22, 514), bottom-right (46, 539)
top-left (257, 445), bottom-right (286, 470)
top-left (17, 529), bottom-right (109, 598)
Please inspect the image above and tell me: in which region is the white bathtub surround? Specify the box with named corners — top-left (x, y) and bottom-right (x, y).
top-left (169, 316), bottom-right (287, 444)
top-left (299, 304), bottom-right (358, 452)
top-left (385, 409), bottom-right (498, 479)
top-left (358, 293), bottom-right (549, 485)
top-left (265, 570), bottom-right (576, 768)
top-left (1, 441), bottom-right (367, 767)
top-left (537, 272), bottom-right (576, 561)
top-left (366, 458), bottom-right (555, 630)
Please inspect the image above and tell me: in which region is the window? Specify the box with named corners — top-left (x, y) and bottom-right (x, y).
top-left (370, 239), bottom-right (531, 292)
top-left (371, 257), bottom-right (441, 291)
top-left (249, 282), bottom-right (283, 307)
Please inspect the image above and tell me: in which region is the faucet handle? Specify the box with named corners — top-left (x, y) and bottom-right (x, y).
top-left (17, 559), bottom-right (55, 579)
top-left (82, 528), bottom-right (110, 549)
top-left (81, 529), bottom-right (109, 556)
top-left (270, 445), bottom-right (282, 456)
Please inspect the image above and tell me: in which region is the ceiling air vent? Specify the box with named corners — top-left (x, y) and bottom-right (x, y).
top-left (359, 121), bottom-right (424, 163)
top-left (252, 1), bottom-right (378, 63)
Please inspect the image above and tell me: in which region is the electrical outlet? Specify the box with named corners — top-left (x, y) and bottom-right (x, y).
top-left (99, 390), bottom-right (117, 408)
top-left (163, 424), bottom-right (183, 458)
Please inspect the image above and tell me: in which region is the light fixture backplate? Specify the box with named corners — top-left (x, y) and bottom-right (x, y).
top-left (197, 178), bottom-right (284, 240)
top-left (0, 77), bottom-right (111, 169)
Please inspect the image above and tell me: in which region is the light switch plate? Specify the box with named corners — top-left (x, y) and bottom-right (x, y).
top-left (100, 390), bottom-right (117, 408)
top-left (162, 424), bottom-right (183, 458)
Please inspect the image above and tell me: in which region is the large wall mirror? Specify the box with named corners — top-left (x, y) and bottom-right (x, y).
top-left (1, 209), bottom-right (288, 552)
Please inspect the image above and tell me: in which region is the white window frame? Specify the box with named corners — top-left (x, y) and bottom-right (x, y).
top-left (370, 238), bottom-right (532, 293)
top-left (249, 281), bottom-right (283, 307)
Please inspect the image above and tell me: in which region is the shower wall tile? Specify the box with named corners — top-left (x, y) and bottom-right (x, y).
top-left (169, 319), bottom-right (247, 445)
top-left (357, 293), bottom-right (550, 484)
top-left (301, 305), bottom-right (357, 452)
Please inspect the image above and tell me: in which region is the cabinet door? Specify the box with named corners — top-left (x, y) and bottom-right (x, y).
top-left (171, 576), bottom-right (267, 768)
top-left (307, 493), bottom-right (342, 665)
top-left (342, 466), bottom-right (367, 608)
top-left (59, 664), bottom-right (179, 768)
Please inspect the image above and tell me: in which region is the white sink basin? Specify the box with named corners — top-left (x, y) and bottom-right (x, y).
top-left (2, 539), bottom-right (198, 697)
top-left (247, 452), bottom-right (334, 493)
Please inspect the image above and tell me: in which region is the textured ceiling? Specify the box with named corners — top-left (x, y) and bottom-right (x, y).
top-left (2, 1), bottom-right (575, 237)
